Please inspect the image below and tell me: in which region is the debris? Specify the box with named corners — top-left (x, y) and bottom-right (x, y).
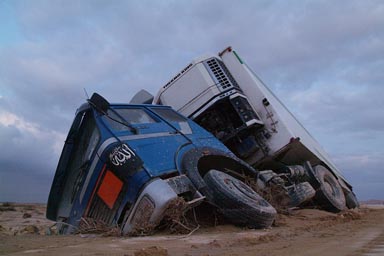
top-left (77, 218), bottom-right (121, 236)
top-left (19, 225), bottom-right (39, 234)
top-left (160, 197), bottom-right (197, 234)
top-left (245, 175), bottom-right (290, 212)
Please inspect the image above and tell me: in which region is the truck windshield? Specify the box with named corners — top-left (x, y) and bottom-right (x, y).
top-left (103, 108), bottom-right (156, 131)
top-left (150, 108), bottom-right (186, 122)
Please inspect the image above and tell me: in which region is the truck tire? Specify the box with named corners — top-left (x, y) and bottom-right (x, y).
top-left (314, 165), bottom-right (346, 212)
top-left (203, 169), bottom-right (276, 228)
top-left (288, 182), bottom-right (316, 207)
top-left (345, 190), bottom-right (359, 209)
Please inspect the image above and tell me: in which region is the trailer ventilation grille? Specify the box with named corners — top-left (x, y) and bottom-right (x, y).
top-left (206, 58), bottom-right (239, 91)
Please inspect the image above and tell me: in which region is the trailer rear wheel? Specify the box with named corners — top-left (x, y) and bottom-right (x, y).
top-left (288, 182), bottom-right (316, 207)
top-left (314, 165), bottom-right (346, 212)
top-left (345, 190), bottom-right (359, 209)
top-left (203, 169), bottom-right (276, 228)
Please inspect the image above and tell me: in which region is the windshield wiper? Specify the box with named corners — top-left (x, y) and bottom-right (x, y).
top-left (104, 111), bottom-right (138, 134)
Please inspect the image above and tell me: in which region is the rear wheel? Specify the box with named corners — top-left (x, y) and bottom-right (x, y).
top-left (314, 165), bottom-right (346, 212)
top-left (345, 190), bottom-right (359, 209)
top-left (203, 169), bottom-right (276, 228)
top-left (288, 182), bottom-right (316, 207)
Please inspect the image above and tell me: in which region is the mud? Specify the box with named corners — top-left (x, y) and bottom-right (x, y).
top-left (1, 203), bottom-right (384, 256)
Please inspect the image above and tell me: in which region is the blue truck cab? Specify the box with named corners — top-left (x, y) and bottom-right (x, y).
top-left (47, 93), bottom-right (275, 234)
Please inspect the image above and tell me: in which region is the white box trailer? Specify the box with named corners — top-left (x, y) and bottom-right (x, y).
top-left (218, 48), bottom-right (341, 173)
top-left (137, 47), bottom-right (358, 212)
top-left (154, 48), bottom-right (340, 172)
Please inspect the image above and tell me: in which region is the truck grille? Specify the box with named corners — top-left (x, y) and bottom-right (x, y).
top-left (205, 58), bottom-right (239, 91)
top-left (87, 186), bottom-right (125, 225)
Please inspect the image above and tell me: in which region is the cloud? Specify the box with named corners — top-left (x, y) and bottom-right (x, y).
top-left (0, 110), bottom-right (65, 171)
top-left (332, 153), bottom-right (384, 200)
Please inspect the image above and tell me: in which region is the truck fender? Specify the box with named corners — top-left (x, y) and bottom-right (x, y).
top-left (181, 147), bottom-right (258, 196)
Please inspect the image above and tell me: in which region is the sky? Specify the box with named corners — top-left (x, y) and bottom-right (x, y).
top-left (0, 0), bottom-right (383, 203)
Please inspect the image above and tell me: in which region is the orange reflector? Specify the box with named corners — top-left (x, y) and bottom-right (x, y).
top-left (97, 170), bottom-right (123, 209)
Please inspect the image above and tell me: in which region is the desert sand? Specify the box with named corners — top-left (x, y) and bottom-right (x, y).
top-left (1, 202), bottom-right (384, 256)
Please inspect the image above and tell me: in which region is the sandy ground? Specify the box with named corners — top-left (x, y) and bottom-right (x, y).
top-left (1, 203), bottom-right (384, 256)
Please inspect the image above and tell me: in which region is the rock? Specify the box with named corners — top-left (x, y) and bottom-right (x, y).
top-left (0, 224), bottom-right (7, 233)
top-left (23, 213), bottom-right (32, 219)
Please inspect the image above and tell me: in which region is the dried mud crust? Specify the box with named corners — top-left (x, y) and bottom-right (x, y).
top-left (134, 246), bottom-right (168, 256)
top-left (0, 203), bottom-right (55, 235)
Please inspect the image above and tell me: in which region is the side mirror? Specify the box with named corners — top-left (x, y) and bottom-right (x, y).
top-left (88, 93), bottom-right (110, 113)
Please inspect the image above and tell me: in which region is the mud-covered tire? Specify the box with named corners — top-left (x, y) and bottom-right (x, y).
top-left (345, 190), bottom-right (359, 209)
top-left (288, 182), bottom-right (316, 207)
top-left (203, 169), bottom-right (277, 228)
top-left (314, 165), bottom-right (346, 212)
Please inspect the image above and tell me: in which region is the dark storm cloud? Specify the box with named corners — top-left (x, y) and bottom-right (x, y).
top-left (0, 0), bottom-right (383, 202)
